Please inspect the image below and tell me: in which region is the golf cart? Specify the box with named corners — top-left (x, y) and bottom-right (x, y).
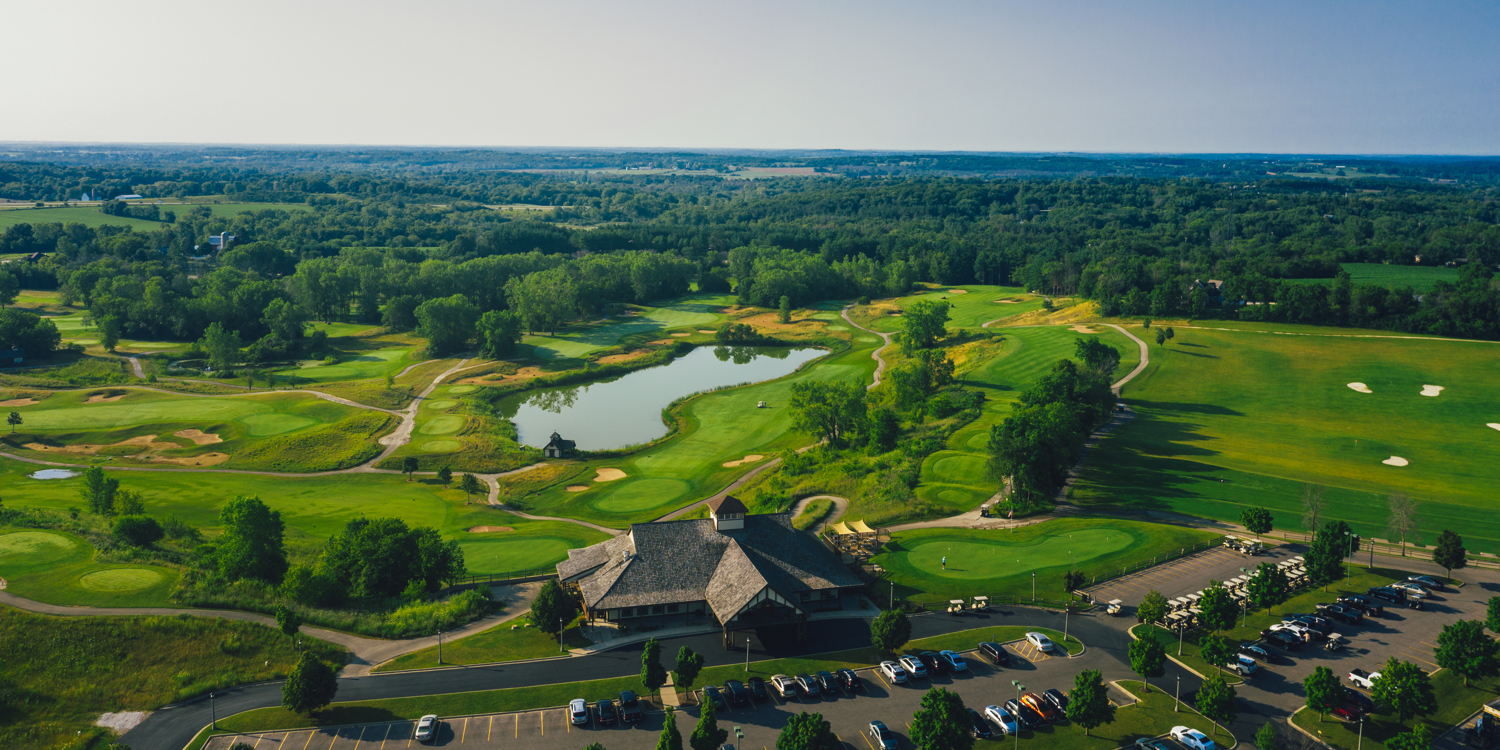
top-left (971, 596), bottom-right (990, 613)
top-left (948, 599), bottom-right (966, 616)
top-left (1106, 599), bottom-right (1125, 616)
top-left (1324, 634), bottom-right (1348, 652)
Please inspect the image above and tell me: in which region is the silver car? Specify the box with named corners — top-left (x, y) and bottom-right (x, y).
top-left (415, 714), bottom-right (440, 743)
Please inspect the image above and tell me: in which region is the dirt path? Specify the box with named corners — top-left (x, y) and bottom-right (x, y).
top-left (787, 494), bottom-right (848, 535)
top-left (126, 356), bottom-right (144, 378)
top-left (368, 358), bottom-right (470, 467)
top-left (841, 304), bottom-right (896, 390)
top-left (1102, 323), bottom-right (1150, 394)
top-left (477, 464), bottom-right (624, 537)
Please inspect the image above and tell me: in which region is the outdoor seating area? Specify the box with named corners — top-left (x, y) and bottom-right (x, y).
top-left (1155, 556), bottom-right (1310, 632)
top-left (825, 519), bottom-right (882, 561)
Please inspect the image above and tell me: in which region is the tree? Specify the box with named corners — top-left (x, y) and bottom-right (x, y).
top-left (1155, 329), bottom-right (1166, 346)
top-left (281, 653), bottom-right (338, 715)
top-left (674, 645), bottom-right (705, 689)
top-left (1197, 581), bottom-right (1238, 632)
top-left (776, 712), bottom-right (841, 750)
top-left (415, 294), bottom-right (479, 356)
top-left (1128, 635), bottom-right (1166, 692)
top-left (437, 465), bottom-right (453, 488)
top-left (1074, 337), bottom-right (1121, 378)
top-left (461, 473), bottom-right (484, 501)
top-left (868, 408), bottom-right (899, 452)
top-left (528, 580), bottom-right (579, 637)
top-left (1138, 590), bottom-right (1169, 624)
top-left (78, 465), bottom-right (119, 515)
top-left (1387, 723), bottom-right (1434, 750)
top-left (656, 708), bottom-right (683, 750)
top-left (1201, 634), bottom-right (1235, 674)
top-left (1240, 507), bottom-right (1273, 540)
top-left (275, 604), bottom-right (302, 639)
top-left (1488, 596), bottom-right (1500, 634)
top-left (582, 744), bottom-right (606, 750)
top-left (115, 490), bottom-right (145, 516)
top-left (506, 267), bottom-right (578, 335)
top-left (1301, 484), bottom-right (1326, 532)
top-left (689, 697), bottom-right (729, 750)
top-left (1246, 562), bottom-right (1291, 611)
top-left (1305, 519), bottom-right (1352, 591)
top-left (787, 380), bottom-right (866, 447)
top-left (6, 411), bottom-right (19, 433)
top-left (898, 299), bottom-right (950, 354)
top-left (870, 609), bottom-right (911, 653)
top-left (200, 321), bottom-right (243, 372)
top-left (1371, 658), bottom-right (1436, 724)
top-left (910, 687), bottom-right (974, 750)
top-left (112, 515), bottom-right (164, 547)
top-left (1255, 722), bottom-right (1281, 750)
top-left (778, 295), bottom-right (792, 324)
top-left (98, 315), bottom-right (121, 352)
top-left (1435, 620), bottom-right (1500, 686)
top-left (0, 308), bottom-right (61, 357)
top-left (641, 638), bottom-right (667, 699)
top-left (1066, 669), bottom-right (1115, 736)
top-left (1386, 492), bottom-right (1420, 554)
top-left (1434, 530), bottom-right (1467, 577)
top-left (402, 456), bottom-right (420, 481)
top-left (476, 309), bottom-right (523, 357)
top-left (1195, 674), bottom-right (1238, 732)
top-left (1164, 327), bottom-right (1175, 342)
top-left (1304, 666), bottom-right (1343, 721)
top-left (1064, 569), bottom-right (1087, 594)
top-left (320, 518), bottom-right (464, 596)
top-left (216, 495), bottom-right (288, 584)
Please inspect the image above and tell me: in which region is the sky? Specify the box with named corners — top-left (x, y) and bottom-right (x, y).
top-left (2, 0), bottom-right (1497, 154)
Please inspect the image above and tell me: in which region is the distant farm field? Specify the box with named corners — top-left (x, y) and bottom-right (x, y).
top-left (0, 201), bottom-right (311, 230)
top-left (1288, 262), bottom-right (1460, 292)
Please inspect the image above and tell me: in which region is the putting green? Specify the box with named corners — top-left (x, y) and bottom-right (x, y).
top-left (420, 440), bottom-right (463, 453)
top-left (448, 385), bottom-right (478, 394)
top-left (459, 536), bottom-right (577, 574)
top-left (901, 528), bottom-right (1139, 580)
top-left (419, 415), bottom-right (466, 435)
top-left (965, 432), bottom-right (991, 451)
top-left (424, 400), bottom-right (458, 410)
top-left (929, 453), bottom-right (988, 484)
top-left (0, 530), bottom-right (76, 563)
top-left (241, 413), bottom-right (319, 436)
top-left (79, 567), bottom-right (164, 591)
top-left (592, 478), bottom-right (691, 512)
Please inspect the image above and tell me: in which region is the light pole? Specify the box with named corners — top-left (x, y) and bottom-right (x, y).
top-left (1032, 572), bottom-right (1036, 602)
top-left (437, 628), bottom-right (444, 664)
top-left (559, 618), bottom-right (565, 653)
top-left (210, 692), bottom-right (218, 729)
top-left (1178, 622), bottom-right (1184, 656)
top-left (1174, 675), bottom-right (1181, 713)
top-left (1011, 680), bottom-right (1025, 750)
top-left (1357, 714), bottom-right (1365, 750)
top-left (745, 637), bottom-right (750, 671)
top-left (1239, 567), bottom-right (1249, 627)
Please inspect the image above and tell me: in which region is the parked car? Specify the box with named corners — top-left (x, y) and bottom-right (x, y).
top-left (1228, 655), bottom-right (1259, 677)
top-left (415, 715), bottom-right (441, 743)
top-left (596, 699), bottom-right (618, 724)
top-left (1026, 632), bottom-right (1058, 653)
top-left (1293, 617), bottom-right (1333, 637)
top-left (1333, 705), bottom-right (1362, 722)
top-left (966, 708), bottom-right (993, 739)
top-left (838, 668), bottom-right (864, 692)
top-left (1136, 740), bottom-right (1173, 750)
top-left (725, 680), bottom-right (750, 706)
top-left (795, 675), bottom-right (819, 695)
top-left (1343, 687), bottom-right (1375, 714)
top-left (900, 654), bottom-right (929, 678)
top-left (1408, 575), bottom-right (1444, 591)
top-left (879, 661), bottom-right (907, 684)
top-left (985, 705), bottom-right (1019, 735)
top-left (1006, 698), bottom-right (1041, 728)
top-left (568, 699), bottom-right (590, 725)
top-left (619, 691), bottom-right (643, 723)
top-left (701, 687), bottom-right (725, 710)
top-left (815, 671), bottom-right (837, 694)
top-left (1391, 582), bottom-right (1429, 599)
top-left (919, 651), bottom-right (949, 675)
top-left (772, 674), bottom-right (800, 697)
top-left (1023, 692), bottom-right (1061, 723)
top-left (1339, 595), bottom-right (1384, 617)
top-left (1369, 587), bottom-right (1405, 604)
top-left (1317, 603), bottom-right (1363, 624)
top-left (1347, 669), bottom-right (1381, 690)
top-left (747, 677), bottom-right (769, 701)
top-left (869, 721), bottom-right (898, 750)
top-left (979, 642), bottom-right (1012, 666)
top-left (1239, 643), bottom-right (1274, 663)
top-left (1471, 712), bottom-right (1494, 749)
top-left (940, 650), bottom-right (969, 672)
top-left (1171, 726), bottom-right (1218, 750)
top-left (1043, 688), bottom-right (1069, 715)
top-left (1262, 629), bottom-right (1303, 651)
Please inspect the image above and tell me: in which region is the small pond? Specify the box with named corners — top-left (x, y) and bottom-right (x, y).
top-left (498, 346), bottom-right (824, 451)
top-left (30, 469), bottom-right (78, 480)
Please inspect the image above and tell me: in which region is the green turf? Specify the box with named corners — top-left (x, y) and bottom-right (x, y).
top-left (1070, 322), bottom-right (1500, 551)
top-left (448, 385), bottom-right (478, 394)
top-left (418, 415), bottom-right (465, 435)
top-left (0, 528), bottom-right (178, 606)
top-left (1293, 670), bottom-right (1500, 750)
top-left (373, 616), bottom-right (593, 672)
top-left (420, 439), bottom-right (462, 452)
top-left (522, 294), bottom-right (733, 360)
top-left (78, 567), bottom-right (165, 591)
top-left (866, 285), bottom-right (1047, 332)
top-left (874, 518), bottom-right (1221, 605)
top-left (269, 348), bottom-right (418, 384)
top-left (591, 478), bottom-right (692, 512)
top-left (425, 399), bottom-right (458, 410)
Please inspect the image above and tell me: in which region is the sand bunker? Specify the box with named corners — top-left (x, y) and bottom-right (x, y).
top-left (948, 289), bottom-right (968, 294)
top-left (1070, 325), bottom-right (1097, 334)
top-left (698, 329), bottom-right (716, 334)
top-left (722, 454), bottom-right (765, 468)
top-left (566, 485), bottom-right (589, 492)
top-left (1382, 456), bottom-right (1410, 467)
top-left (594, 468), bottom-right (627, 482)
top-left (467, 526), bottom-right (514, 533)
top-left (86, 393), bottom-right (127, 403)
top-left (25, 434), bottom-right (226, 465)
top-left (173, 429), bottom-right (222, 445)
top-left (994, 299), bottom-right (1023, 304)
top-left (1347, 383), bottom-right (1373, 394)
top-left (0, 398), bottom-right (37, 407)
top-left (148, 453), bottom-right (229, 467)
top-left (1488, 423), bottom-right (1500, 432)
top-left (670, 332), bottom-right (691, 338)
top-left (1421, 385), bottom-right (1444, 397)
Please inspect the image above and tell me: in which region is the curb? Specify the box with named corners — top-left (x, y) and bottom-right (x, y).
top-left (1127, 624), bottom-right (1243, 686)
top-left (1287, 706), bottom-right (1332, 748)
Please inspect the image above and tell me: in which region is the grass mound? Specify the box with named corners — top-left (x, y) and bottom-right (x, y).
top-left (230, 411), bottom-right (394, 472)
top-left (78, 567), bottom-right (165, 592)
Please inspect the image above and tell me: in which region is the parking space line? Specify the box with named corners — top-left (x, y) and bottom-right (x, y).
top-left (515, 713), bottom-right (519, 738)
top-left (463, 716), bottom-right (470, 742)
top-left (861, 728), bottom-right (877, 750)
top-left (302, 730), bottom-right (315, 750)
top-left (539, 711), bottom-right (544, 735)
top-left (490, 715), bottom-right (495, 740)
top-left (378, 723), bottom-right (391, 749)
top-left (277, 732), bottom-right (289, 749)
top-left (564, 709), bottom-right (569, 733)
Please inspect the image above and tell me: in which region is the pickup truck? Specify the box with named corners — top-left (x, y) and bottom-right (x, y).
top-left (1348, 669), bottom-right (1382, 690)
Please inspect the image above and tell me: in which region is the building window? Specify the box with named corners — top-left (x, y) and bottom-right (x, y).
top-left (621, 608), bottom-right (634, 617)
top-left (800, 591), bottom-right (812, 601)
top-left (652, 605), bottom-right (664, 615)
top-left (667, 603), bottom-right (680, 613)
top-left (822, 590), bottom-right (836, 599)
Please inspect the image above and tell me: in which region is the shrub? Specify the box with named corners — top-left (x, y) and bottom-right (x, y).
top-left (112, 515), bottom-right (164, 547)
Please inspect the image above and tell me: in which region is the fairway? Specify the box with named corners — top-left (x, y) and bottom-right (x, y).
top-left (866, 285), bottom-right (1047, 332)
top-left (269, 348), bottom-right (418, 384)
top-left (874, 518), bottom-right (1220, 604)
top-left (1072, 323), bottom-right (1500, 551)
top-left (522, 293), bottom-right (732, 360)
top-left (0, 528), bottom-right (179, 607)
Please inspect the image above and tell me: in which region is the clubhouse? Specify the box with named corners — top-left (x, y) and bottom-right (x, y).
top-left (556, 496), bottom-right (863, 633)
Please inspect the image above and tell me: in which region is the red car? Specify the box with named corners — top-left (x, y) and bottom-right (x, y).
top-left (1333, 705), bottom-right (1363, 722)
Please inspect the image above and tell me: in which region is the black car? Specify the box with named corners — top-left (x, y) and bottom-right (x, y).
top-left (1317, 604), bottom-right (1362, 624)
top-left (979, 642), bottom-right (1011, 666)
top-left (1339, 595), bottom-right (1384, 617)
top-left (1294, 616), bottom-right (1334, 637)
top-left (837, 668), bottom-right (863, 692)
top-left (618, 691), bottom-right (643, 723)
top-left (725, 680), bottom-right (750, 707)
top-left (1262, 629), bottom-right (1303, 651)
top-left (1239, 642), bottom-right (1274, 663)
top-left (747, 677), bottom-right (769, 701)
top-left (795, 675), bottom-right (820, 695)
top-left (920, 651), bottom-right (949, 676)
top-left (1007, 698), bottom-right (1043, 728)
top-left (966, 708), bottom-right (993, 739)
top-left (1369, 586), bottom-right (1405, 604)
top-left (1343, 687), bottom-right (1376, 714)
top-left (815, 671), bottom-right (837, 694)
top-left (702, 686), bottom-right (726, 709)
top-left (596, 699), bottom-right (617, 725)
top-left (1043, 688), bottom-right (1069, 715)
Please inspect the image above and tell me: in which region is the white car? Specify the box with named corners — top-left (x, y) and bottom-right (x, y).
top-left (568, 699), bottom-right (589, 725)
top-left (879, 660), bottom-right (908, 684)
top-left (415, 714), bottom-right (441, 743)
top-left (940, 650), bottom-right (969, 671)
top-left (771, 674), bottom-right (799, 697)
top-left (1026, 632), bottom-right (1057, 653)
top-left (984, 705), bottom-right (1019, 736)
top-left (1391, 582), bottom-right (1428, 599)
top-left (899, 654), bottom-right (928, 678)
top-left (1171, 726), bottom-right (1217, 750)
top-left (1228, 655), bottom-right (1258, 677)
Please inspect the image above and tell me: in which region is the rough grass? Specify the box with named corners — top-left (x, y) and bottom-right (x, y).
top-left (1071, 322), bottom-right (1500, 552)
top-left (1293, 670), bottom-right (1500, 750)
top-left (373, 615), bottom-right (593, 672)
top-left (229, 411), bottom-right (393, 471)
top-left (792, 498), bottom-right (833, 530)
top-left (0, 606), bottom-right (344, 750)
top-left (874, 518), bottom-right (1221, 605)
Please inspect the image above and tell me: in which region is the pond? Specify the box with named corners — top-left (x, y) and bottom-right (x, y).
top-left (497, 346), bottom-right (824, 451)
top-left (30, 469), bottom-right (78, 480)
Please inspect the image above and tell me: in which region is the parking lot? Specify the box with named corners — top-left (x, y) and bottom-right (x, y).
top-left (204, 639), bottom-right (1150, 750)
top-left (1083, 543), bottom-right (1298, 609)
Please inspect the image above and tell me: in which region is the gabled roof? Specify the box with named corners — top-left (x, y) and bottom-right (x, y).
top-left (707, 495), bottom-right (748, 515)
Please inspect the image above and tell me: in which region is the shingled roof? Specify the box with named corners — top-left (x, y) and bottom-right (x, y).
top-left (706, 495), bottom-right (748, 515)
top-left (556, 513), bottom-right (861, 624)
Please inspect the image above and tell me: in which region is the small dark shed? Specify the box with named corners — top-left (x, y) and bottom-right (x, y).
top-left (543, 432), bottom-right (576, 458)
